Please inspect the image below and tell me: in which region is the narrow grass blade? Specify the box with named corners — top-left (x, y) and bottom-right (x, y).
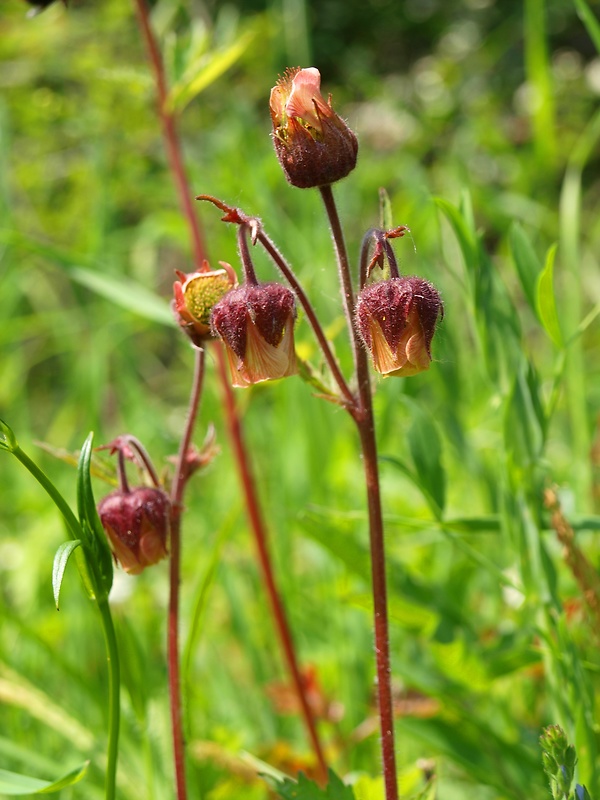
top-left (0, 762), bottom-right (88, 794)
top-left (69, 267), bottom-right (173, 326)
top-left (574, 0), bottom-right (600, 52)
top-left (536, 243), bottom-right (562, 347)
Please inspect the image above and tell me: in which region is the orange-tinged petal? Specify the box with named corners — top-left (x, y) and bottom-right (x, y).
top-left (286, 67), bottom-right (326, 130)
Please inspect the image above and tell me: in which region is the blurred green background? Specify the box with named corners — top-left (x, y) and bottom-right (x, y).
top-left (1, 0), bottom-right (600, 797)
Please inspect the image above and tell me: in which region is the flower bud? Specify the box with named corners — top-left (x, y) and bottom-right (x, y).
top-left (270, 67), bottom-right (358, 189)
top-left (173, 261), bottom-right (237, 347)
top-left (356, 277), bottom-right (443, 377)
top-left (211, 282), bottom-right (297, 387)
top-left (97, 487), bottom-right (170, 575)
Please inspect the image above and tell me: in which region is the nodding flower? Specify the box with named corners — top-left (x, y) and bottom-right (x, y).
top-left (356, 277), bottom-right (443, 378)
top-left (211, 282), bottom-right (297, 387)
top-left (270, 67), bottom-right (358, 189)
top-left (97, 487), bottom-right (170, 575)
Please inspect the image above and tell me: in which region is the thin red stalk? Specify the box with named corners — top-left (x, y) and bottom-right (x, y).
top-left (319, 187), bottom-right (364, 403)
top-left (256, 230), bottom-right (356, 408)
top-left (214, 341), bottom-right (329, 783)
top-left (132, 0), bottom-right (328, 780)
top-left (133, 0), bottom-right (205, 270)
top-left (319, 186), bottom-right (399, 800)
top-left (168, 346), bottom-right (206, 800)
top-left (122, 435), bottom-right (162, 487)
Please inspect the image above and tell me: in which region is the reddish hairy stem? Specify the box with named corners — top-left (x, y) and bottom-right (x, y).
top-left (133, 0), bottom-right (205, 270)
top-left (214, 341), bottom-right (329, 783)
top-left (132, 0), bottom-right (328, 782)
top-left (168, 346), bottom-right (206, 800)
top-left (256, 231), bottom-right (356, 409)
top-left (319, 186), bottom-right (399, 800)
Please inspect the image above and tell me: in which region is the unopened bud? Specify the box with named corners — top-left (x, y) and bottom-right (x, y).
top-left (97, 487), bottom-right (170, 575)
top-left (356, 277), bottom-right (443, 377)
top-left (270, 67), bottom-right (358, 189)
top-left (211, 282), bottom-right (297, 387)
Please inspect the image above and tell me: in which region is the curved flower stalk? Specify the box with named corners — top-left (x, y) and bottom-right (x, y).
top-left (132, 2), bottom-right (330, 793)
top-left (198, 67), bottom-right (444, 800)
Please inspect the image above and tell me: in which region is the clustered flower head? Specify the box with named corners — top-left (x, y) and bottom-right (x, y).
top-left (270, 67), bottom-right (358, 189)
top-left (173, 260), bottom-right (237, 347)
top-left (356, 277), bottom-right (443, 378)
top-left (211, 282), bottom-right (297, 387)
top-left (98, 486), bottom-right (170, 575)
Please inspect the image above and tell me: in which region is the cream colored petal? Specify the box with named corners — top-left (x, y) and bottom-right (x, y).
top-left (241, 318), bottom-right (293, 383)
top-left (368, 320), bottom-right (407, 375)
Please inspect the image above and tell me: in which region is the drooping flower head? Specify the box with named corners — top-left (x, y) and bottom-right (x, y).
top-left (356, 277), bottom-right (443, 377)
top-left (211, 282), bottom-right (297, 387)
top-left (270, 67), bottom-right (358, 189)
top-left (173, 260), bottom-right (237, 347)
top-left (98, 486), bottom-right (170, 575)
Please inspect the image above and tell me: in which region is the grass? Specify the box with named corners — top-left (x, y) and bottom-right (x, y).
top-left (1, 0), bottom-right (600, 798)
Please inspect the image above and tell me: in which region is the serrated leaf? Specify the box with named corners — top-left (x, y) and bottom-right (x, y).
top-left (536, 243), bottom-right (563, 347)
top-left (0, 761), bottom-right (88, 794)
top-left (52, 540), bottom-right (82, 610)
top-left (272, 770), bottom-right (356, 800)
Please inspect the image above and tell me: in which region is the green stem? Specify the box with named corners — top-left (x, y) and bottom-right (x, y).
top-left (12, 445), bottom-right (81, 539)
top-left (98, 598), bottom-right (121, 800)
top-left (9, 443), bottom-right (121, 799)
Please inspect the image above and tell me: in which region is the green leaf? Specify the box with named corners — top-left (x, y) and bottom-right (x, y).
top-left (434, 196), bottom-right (478, 277)
top-left (167, 23), bottom-right (259, 113)
top-left (509, 222), bottom-right (541, 316)
top-left (69, 266), bottom-right (174, 326)
top-left (0, 761), bottom-right (88, 794)
top-left (0, 418), bottom-right (18, 453)
top-left (77, 433), bottom-right (113, 600)
top-left (574, 0), bottom-right (600, 54)
top-left (52, 540), bottom-right (82, 610)
top-left (380, 399), bottom-right (445, 518)
top-left (404, 399), bottom-right (446, 517)
top-left (271, 770), bottom-right (356, 800)
top-left (504, 361), bottom-right (546, 468)
top-left (536, 243), bottom-right (563, 347)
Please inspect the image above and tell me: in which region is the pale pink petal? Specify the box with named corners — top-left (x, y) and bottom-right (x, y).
top-left (286, 67), bottom-right (325, 128)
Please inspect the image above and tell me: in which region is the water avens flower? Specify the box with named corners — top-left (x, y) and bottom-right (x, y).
top-left (270, 67), bottom-right (358, 189)
top-left (211, 282), bottom-right (297, 387)
top-left (356, 277), bottom-right (443, 377)
top-left (173, 260), bottom-right (237, 347)
top-left (98, 487), bottom-right (170, 575)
